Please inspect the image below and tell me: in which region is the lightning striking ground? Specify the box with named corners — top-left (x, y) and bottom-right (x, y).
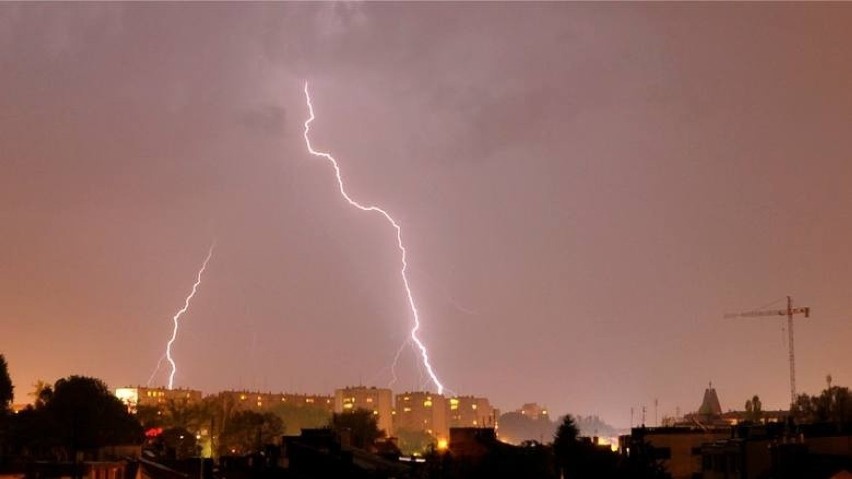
top-left (302, 82), bottom-right (446, 395)
top-left (162, 244), bottom-right (215, 389)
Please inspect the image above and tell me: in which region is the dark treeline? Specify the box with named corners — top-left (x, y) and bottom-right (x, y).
top-left (0, 372), bottom-right (143, 463)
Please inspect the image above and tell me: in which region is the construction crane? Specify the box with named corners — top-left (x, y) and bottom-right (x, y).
top-left (724, 296), bottom-right (810, 406)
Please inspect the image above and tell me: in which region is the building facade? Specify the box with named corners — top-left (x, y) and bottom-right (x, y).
top-left (218, 390), bottom-right (334, 413)
top-left (518, 402), bottom-right (549, 421)
top-left (114, 386), bottom-right (202, 413)
top-left (334, 386), bottom-right (394, 435)
top-left (449, 396), bottom-right (497, 428)
top-left (394, 391), bottom-right (449, 445)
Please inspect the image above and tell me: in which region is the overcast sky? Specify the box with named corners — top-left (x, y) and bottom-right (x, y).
top-left (2, 3), bottom-right (851, 427)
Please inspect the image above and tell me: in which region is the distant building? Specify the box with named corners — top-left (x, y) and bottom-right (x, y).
top-left (449, 395), bottom-right (497, 428)
top-left (334, 386), bottom-right (394, 435)
top-left (518, 402), bottom-right (550, 421)
top-left (679, 383), bottom-right (788, 428)
top-left (114, 386), bottom-right (202, 413)
top-left (218, 390), bottom-right (334, 413)
top-left (698, 383), bottom-right (723, 416)
top-left (394, 391), bottom-right (449, 445)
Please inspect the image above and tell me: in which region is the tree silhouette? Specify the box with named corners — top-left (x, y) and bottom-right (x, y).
top-left (552, 415), bottom-right (580, 477)
top-left (30, 380), bottom-right (51, 409)
top-left (745, 394), bottom-right (763, 422)
top-left (791, 384), bottom-right (852, 426)
top-left (157, 426), bottom-right (198, 460)
top-left (6, 376), bottom-right (142, 462)
top-left (0, 355), bottom-right (13, 413)
top-left (270, 402), bottom-right (330, 436)
top-left (330, 409), bottom-right (384, 450)
top-left (46, 376), bottom-right (144, 457)
top-left (218, 410), bottom-right (282, 455)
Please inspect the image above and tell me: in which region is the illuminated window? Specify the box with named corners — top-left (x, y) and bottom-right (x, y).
top-left (424, 400), bottom-right (432, 407)
top-left (403, 407), bottom-right (411, 412)
top-left (343, 403), bottom-right (353, 410)
top-left (366, 397), bottom-right (373, 403)
top-left (306, 398), bottom-right (314, 403)
top-left (257, 401), bottom-right (262, 407)
top-left (450, 398), bottom-right (459, 410)
top-left (373, 410), bottom-right (379, 415)
top-left (240, 394), bottom-right (246, 401)
top-left (471, 404), bottom-right (477, 410)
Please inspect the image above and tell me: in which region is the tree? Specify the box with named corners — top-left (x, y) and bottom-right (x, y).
top-left (791, 385), bottom-right (852, 427)
top-left (157, 427), bottom-right (198, 460)
top-left (395, 428), bottom-right (435, 455)
top-left (0, 355), bottom-right (13, 413)
top-left (745, 395), bottom-right (762, 422)
top-left (270, 402), bottom-right (331, 436)
top-left (791, 393), bottom-right (818, 423)
top-left (136, 405), bottom-right (166, 430)
top-left (6, 376), bottom-right (143, 462)
top-left (552, 415), bottom-right (580, 477)
top-left (0, 355), bottom-right (13, 464)
top-left (330, 409), bottom-right (384, 450)
top-left (30, 380), bottom-right (52, 409)
top-left (553, 415), bottom-right (579, 452)
top-left (49, 376), bottom-right (143, 454)
top-left (218, 410), bottom-right (282, 456)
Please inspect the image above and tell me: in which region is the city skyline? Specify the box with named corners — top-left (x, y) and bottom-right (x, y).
top-left (2, 3), bottom-right (852, 428)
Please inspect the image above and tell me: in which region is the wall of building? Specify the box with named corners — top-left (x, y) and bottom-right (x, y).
top-left (449, 396), bottom-right (496, 428)
top-left (334, 387), bottom-right (394, 435)
top-left (394, 392), bottom-right (449, 443)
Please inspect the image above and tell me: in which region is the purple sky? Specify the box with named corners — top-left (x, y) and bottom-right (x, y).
top-left (2, 3), bottom-right (851, 427)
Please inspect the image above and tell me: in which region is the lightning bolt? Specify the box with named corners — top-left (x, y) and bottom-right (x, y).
top-left (388, 337), bottom-right (411, 389)
top-left (146, 353), bottom-right (166, 386)
top-left (163, 243), bottom-right (215, 390)
top-left (302, 82), bottom-right (446, 395)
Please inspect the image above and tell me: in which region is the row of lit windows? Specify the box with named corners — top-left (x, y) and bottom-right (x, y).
top-left (237, 394), bottom-right (325, 405)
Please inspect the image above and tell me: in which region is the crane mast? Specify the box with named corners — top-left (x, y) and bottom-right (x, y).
top-left (724, 296), bottom-right (810, 406)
